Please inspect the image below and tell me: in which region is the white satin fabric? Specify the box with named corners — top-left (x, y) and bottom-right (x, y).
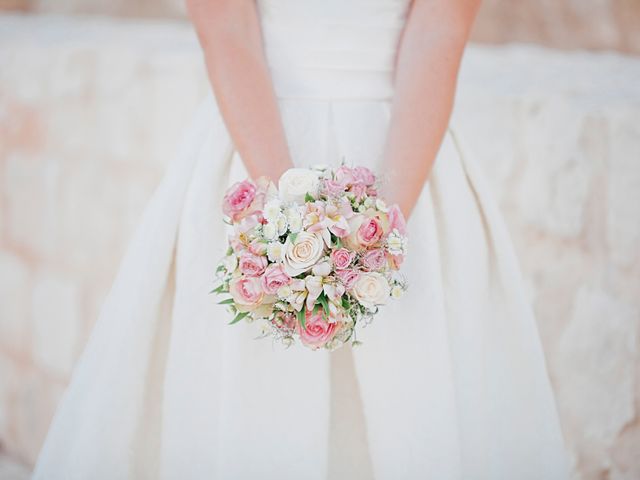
top-left (33, 1), bottom-right (569, 479)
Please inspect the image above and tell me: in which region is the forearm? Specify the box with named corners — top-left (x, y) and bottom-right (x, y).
top-left (382, 0), bottom-right (480, 218)
top-left (187, 0), bottom-right (293, 181)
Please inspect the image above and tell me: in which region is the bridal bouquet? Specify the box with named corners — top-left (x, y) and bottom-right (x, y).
top-left (212, 165), bottom-right (408, 350)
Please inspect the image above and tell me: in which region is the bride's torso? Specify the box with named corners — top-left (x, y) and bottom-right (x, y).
top-left (256, 0), bottom-right (412, 100)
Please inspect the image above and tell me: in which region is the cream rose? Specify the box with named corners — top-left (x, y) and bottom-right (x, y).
top-left (279, 168), bottom-right (320, 203)
top-left (283, 231), bottom-right (324, 276)
top-left (352, 272), bottom-right (390, 308)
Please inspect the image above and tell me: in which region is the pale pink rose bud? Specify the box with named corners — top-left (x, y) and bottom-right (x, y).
top-left (260, 264), bottom-right (292, 295)
top-left (229, 276), bottom-right (264, 310)
top-left (238, 252), bottom-right (268, 277)
top-left (335, 269), bottom-right (360, 290)
top-left (362, 248), bottom-right (387, 271)
top-left (222, 180), bottom-right (256, 221)
top-left (297, 308), bottom-right (341, 350)
top-left (356, 217), bottom-right (383, 247)
top-left (334, 166), bottom-right (355, 186)
top-left (323, 179), bottom-right (347, 196)
top-left (330, 248), bottom-right (355, 270)
top-left (352, 166), bottom-right (376, 186)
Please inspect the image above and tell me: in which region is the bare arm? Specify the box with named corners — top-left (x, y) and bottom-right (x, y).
top-left (186, 0), bottom-right (293, 181)
top-left (382, 0), bottom-right (481, 218)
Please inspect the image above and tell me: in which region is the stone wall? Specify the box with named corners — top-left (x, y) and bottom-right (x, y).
top-left (0, 14), bottom-right (209, 465)
top-left (3, 0), bottom-right (640, 54)
top-left (0, 13), bottom-right (639, 480)
top-left (451, 46), bottom-right (640, 479)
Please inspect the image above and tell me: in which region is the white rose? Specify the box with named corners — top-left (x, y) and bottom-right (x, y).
top-left (279, 168), bottom-right (320, 203)
top-left (352, 272), bottom-right (390, 308)
top-left (283, 231), bottom-right (324, 276)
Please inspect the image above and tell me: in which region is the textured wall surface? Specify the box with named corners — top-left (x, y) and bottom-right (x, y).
top-left (3, 0), bottom-right (640, 54)
top-left (0, 14), bottom-right (639, 479)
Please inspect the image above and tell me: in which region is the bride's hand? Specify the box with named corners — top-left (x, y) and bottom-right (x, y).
top-left (186, 0), bottom-right (294, 182)
top-left (381, 0), bottom-right (480, 219)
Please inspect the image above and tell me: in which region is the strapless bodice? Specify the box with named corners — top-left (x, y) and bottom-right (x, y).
top-left (256, 0), bottom-right (412, 99)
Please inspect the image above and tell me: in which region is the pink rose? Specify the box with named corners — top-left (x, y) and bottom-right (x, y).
top-left (352, 166), bottom-right (376, 186)
top-left (330, 248), bottom-right (355, 270)
top-left (223, 180), bottom-right (257, 221)
top-left (362, 248), bottom-right (386, 271)
top-left (238, 252), bottom-right (268, 277)
top-left (335, 269), bottom-right (360, 290)
top-left (323, 179), bottom-right (347, 196)
top-left (357, 217), bottom-right (384, 247)
top-left (334, 166), bottom-right (355, 186)
top-left (297, 309), bottom-right (341, 349)
top-left (261, 264), bottom-right (292, 295)
top-left (388, 204), bottom-right (407, 235)
top-left (229, 276), bottom-right (264, 310)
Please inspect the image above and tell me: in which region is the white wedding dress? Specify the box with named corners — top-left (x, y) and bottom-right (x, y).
top-left (33, 1), bottom-right (569, 479)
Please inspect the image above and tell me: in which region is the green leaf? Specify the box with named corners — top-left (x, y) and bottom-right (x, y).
top-left (318, 294), bottom-right (330, 319)
top-left (334, 236), bottom-right (342, 249)
top-left (217, 298), bottom-right (235, 305)
top-left (289, 232), bottom-right (298, 244)
top-left (210, 284), bottom-right (226, 294)
top-left (297, 305), bottom-right (306, 330)
top-left (341, 295), bottom-right (350, 310)
top-left (304, 192), bottom-right (315, 203)
top-left (229, 311), bottom-right (249, 325)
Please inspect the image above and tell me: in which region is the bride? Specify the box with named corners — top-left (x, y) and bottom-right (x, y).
top-left (33, 0), bottom-right (569, 479)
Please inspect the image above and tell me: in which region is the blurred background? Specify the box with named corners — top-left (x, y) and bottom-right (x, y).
top-left (0, 1), bottom-right (639, 479)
